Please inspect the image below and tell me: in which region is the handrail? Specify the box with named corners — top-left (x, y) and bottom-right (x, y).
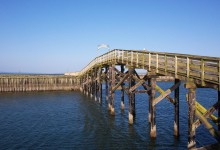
top-left (73, 49), bottom-right (220, 89)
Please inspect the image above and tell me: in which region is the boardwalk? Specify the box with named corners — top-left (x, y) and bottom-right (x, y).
top-left (71, 49), bottom-right (220, 149)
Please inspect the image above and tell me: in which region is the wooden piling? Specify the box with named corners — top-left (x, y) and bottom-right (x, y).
top-left (121, 65), bottom-right (125, 110)
top-left (94, 68), bottom-right (98, 101)
top-left (110, 65), bottom-right (115, 115)
top-left (91, 71), bottom-right (95, 98)
top-left (98, 67), bottom-right (102, 103)
top-left (218, 90), bottom-right (220, 135)
top-left (174, 79), bottom-right (180, 137)
top-left (105, 66), bottom-right (109, 101)
top-left (149, 77), bottom-right (156, 138)
top-left (185, 81), bottom-right (196, 149)
top-left (0, 75), bottom-right (79, 92)
top-left (128, 68), bottom-right (135, 124)
top-left (87, 74), bottom-right (89, 96)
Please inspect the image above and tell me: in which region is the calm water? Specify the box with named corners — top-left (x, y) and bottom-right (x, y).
top-left (0, 82), bottom-right (218, 149)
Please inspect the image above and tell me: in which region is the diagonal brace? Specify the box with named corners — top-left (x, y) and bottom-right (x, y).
top-left (155, 85), bottom-right (175, 104)
top-left (194, 101), bottom-right (220, 128)
top-left (195, 109), bottom-right (220, 141)
top-left (153, 80), bottom-right (181, 106)
top-left (129, 79), bottom-right (145, 93)
top-left (112, 73), bottom-right (129, 92)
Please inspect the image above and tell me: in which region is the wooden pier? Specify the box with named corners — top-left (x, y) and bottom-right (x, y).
top-left (0, 75), bottom-right (79, 92)
top-left (71, 49), bottom-right (220, 149)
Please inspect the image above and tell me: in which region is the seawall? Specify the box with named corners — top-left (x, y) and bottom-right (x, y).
top-left (0, 74), bottom-right (80, 92)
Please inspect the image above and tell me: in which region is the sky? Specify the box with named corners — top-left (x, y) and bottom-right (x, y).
top-left (0, 0), bottom-right (220, 74)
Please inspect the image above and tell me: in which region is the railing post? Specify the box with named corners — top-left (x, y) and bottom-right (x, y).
top-left (131, 51), bottom-right (134, 66)
top-left (175, 55), bottom-right (178, 78)
top-left (149, 53), bottom-right (151, 71)
top-left (201, 59), bottom-right (205, 86)
top-left (187, 57), bottom-right (190, 78)
top-left (142, 52), bottom-right (145, 69)
top-left (122, 50), bottom-right (124, 63)
top-left (156, 54), bottom-right (158, 73)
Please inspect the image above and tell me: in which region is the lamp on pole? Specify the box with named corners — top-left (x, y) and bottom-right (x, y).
top-left (97, 44), bottom-right (110, 52)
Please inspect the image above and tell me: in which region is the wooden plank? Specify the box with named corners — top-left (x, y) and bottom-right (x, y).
top-left (204, 66), bottom-right (218, 74)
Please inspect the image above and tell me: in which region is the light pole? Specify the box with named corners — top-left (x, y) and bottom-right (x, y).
top-left (97, 44), bottom-right (110, 52)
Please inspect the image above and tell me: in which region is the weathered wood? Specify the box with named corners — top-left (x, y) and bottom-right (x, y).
top-left (153, 81), bottom-right (181, 106)
top-left (95, 68), bottom-right (98, 101)
top-left (218, 90), bottom-right (220, 135)
top-left (112, 73), bottom-right (129, 92)
top-left (128, 68), bottom-right (135, 124)
top-left (0, 75), bottom-right (79, 92)
top-left (121, 65), bottom-right (125, 110)
top-left (155, 85), bottom-right (175, 104)
top-left (174, 79), bottom-right (180, 137)
top-left (186, 82), bottom-right (196, 149)
top-left (91, 71), bottom-right (95, 98)
top-left (149, 77), bottom-right (156, 138)
top-left (129, 79), bottom-right (145, 93)
top-left (194, 101), bottom-right (219, 128)
top-left (195, 110), bottom-right (220, 141)
top-left (74, 49), bottom-right (219, 90)
top-left (133, 90), bottom-right (149, 93)
top-left (98, 67), bottom-right (102, 103)
top-left (105, 66), bottom-right (109, 101)
top-left (110, 65), bottom-right (115, 115)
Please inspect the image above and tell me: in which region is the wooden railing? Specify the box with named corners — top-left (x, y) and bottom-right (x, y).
top-left (76, 49), bottom-right (220, 89)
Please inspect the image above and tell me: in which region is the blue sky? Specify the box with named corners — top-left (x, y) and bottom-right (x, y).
top-left (0, 0), bottom-right (220, 73)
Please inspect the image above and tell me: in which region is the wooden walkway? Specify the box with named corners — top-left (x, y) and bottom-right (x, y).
top-left (72, 49), bottom-right (220, 149)
top-left (76, 49), bottom-right (220, 89)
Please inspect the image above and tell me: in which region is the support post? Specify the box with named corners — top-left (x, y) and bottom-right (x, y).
top-left (121, 65), bottom-right (125, 110)
top-left (110, 64), bottom-right (115, 115)
top-left (218, 90), bottom-right (220, 135)
top-left (95, 68), bottom-right (98, 101)
top-left (108, 66), bottom-right (111, 110)
top-left (128, 68), bottom-right (135, 124)
top-left (185, 81), bottom-right (196, 149)
top-left (87, 74), bottom-right (89, 96)
top-left (174, 79), bottom-right (180, 137)
top-left (148, 77), bottom-right (156, 138)
top-left (91, 71), bottom-right (94, 98)
top-left (98, 68), bottom-right (102, 103)
top-left (105, 66), bottom-right (109, 101)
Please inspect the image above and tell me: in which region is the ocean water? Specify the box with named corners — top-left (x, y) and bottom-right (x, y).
top-left (0, 82), bottom-right (218, 149)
